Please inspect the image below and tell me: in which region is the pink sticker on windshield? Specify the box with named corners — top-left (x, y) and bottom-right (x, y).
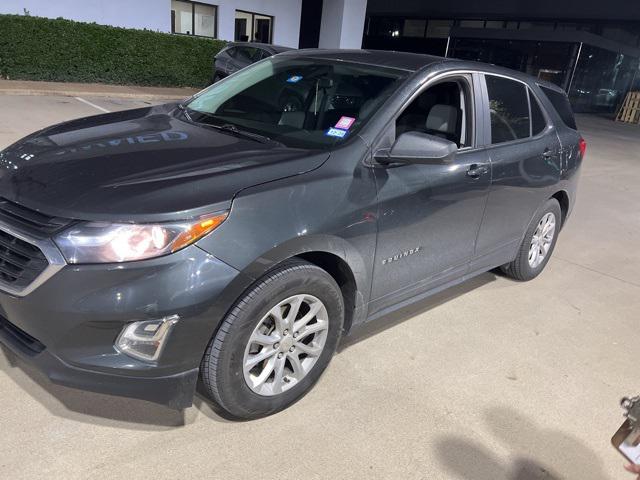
top-left (335, 116), bottom-right (356, 130)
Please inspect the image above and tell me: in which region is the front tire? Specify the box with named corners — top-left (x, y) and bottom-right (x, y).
top-left (501, 198), bottom-right (562, 281)
top-left (200, 260), bottom-right (344, 419)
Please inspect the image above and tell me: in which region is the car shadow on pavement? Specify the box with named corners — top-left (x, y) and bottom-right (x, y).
top-left (435, 405), bottom-right (608, 480)
top-left (339, 271), bottom-right (497, 352)
top-left (0, 270), bottom-right (501, 428)
top-left (0, 344), bottom-right (194, 430)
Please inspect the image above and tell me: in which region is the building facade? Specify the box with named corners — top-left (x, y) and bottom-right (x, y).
top-left (363, 0), bottom-right (640, 114)
top-left (3, 0), bottom-right (640, 114)
top-left (0, 0), bottom-right (366, 50)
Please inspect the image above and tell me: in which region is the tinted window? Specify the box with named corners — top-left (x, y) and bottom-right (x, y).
top-left (486, 75), bottom-right (530, 144)
top-left (235, 47), bottom-right (267, 63)
top-left (235, 47), bottom-right (255, 62)
top-left (529, 91), bottom-right (547, 136)
top-left (224, 47), bottom-right (238, 58)
top-left (540, 86), bottom-right (577, 130)
top-left (257, 49), bottom-right (271, 60)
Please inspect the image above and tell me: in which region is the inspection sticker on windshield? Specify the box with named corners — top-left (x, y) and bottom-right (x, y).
top-left (335, 116), bottom-right (356, 130)
top-left (286, 75), bottom-right (303, 83)
top-left (325, 127), bottom-right (348, 138)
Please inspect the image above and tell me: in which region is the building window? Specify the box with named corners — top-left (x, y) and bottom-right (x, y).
top-left (459, 20), bottom-right (485, 29)
top-left (171, 0), bottom-right (217, 38)
top-left (235, 10), bottom-right (273, 43)
top-left (485, 21), bottom-right (505, 29)
top-left (426, 20), bottom-right (453, 38)
top-left (402, 19), bottom-right (426, 37)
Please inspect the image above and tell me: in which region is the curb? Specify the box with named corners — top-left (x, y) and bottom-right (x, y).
top-left (0, 88), bottom-right (196, 101)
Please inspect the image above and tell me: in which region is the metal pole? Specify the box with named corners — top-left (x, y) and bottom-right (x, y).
top-left (445, 36), bottom-right (451, 58)
top-left (567, 42), bottom-right (583, 94)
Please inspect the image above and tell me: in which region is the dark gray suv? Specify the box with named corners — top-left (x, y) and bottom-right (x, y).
top-left (0, 50), bottom-right (584, 419)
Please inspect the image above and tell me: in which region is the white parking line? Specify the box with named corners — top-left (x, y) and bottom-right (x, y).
top-left (74, 96), bottom-right (110, 113)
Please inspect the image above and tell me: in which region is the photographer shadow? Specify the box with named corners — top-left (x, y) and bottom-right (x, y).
top-left (436, 405), bottom-right (609, 480)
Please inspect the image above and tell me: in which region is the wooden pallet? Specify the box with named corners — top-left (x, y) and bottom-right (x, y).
top-left (616, 91), bottom-right (640, 124)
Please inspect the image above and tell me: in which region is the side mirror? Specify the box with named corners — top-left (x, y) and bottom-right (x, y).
top-left (375, 131), bottom-right (458, 165)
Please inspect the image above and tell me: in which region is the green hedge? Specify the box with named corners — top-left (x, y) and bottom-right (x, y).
top-left (0, 14), bottom-right (227, 87)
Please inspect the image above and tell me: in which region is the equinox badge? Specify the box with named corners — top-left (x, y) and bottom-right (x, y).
top-left (382, 247), bottom-right (422, 265)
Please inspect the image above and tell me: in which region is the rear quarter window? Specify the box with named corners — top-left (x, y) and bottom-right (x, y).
top-left (539, 86), bottom-right (577, 130)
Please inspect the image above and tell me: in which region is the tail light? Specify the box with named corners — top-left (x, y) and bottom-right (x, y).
top-left (578, 137), bottom-right (587, 159)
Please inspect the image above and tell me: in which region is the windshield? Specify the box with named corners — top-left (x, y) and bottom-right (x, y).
top-left (185, 56), bottom-right (409, 150)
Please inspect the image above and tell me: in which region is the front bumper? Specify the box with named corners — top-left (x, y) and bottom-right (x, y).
top-left (0, 245), bottom-right (243, 409)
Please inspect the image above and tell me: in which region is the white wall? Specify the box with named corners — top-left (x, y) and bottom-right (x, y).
top-left (318, 0), bottom-right (366, 49)
top-left (0, 0), bottom-right (170, 31)
top-left (0, 0), bottom-right (302, 47)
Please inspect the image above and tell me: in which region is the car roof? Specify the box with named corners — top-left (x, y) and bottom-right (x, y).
top-left (277, 49), bottom-right (568, 93)
top-left (227, 42), bottom-right (294, 53)
top-left (278, 49), bottom-right (449, 72)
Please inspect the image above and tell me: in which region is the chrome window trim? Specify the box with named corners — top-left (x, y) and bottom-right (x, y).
top-left (0, 219), bottom-right (66, 297)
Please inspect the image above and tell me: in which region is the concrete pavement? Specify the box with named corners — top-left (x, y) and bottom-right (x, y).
top-left (0, 95), bottom-right (639, 480)
top-left (0, 79), bottom-right (198, 100)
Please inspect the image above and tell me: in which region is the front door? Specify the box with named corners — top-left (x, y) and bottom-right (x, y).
top-left (369, 74), bottom-right (491, 315)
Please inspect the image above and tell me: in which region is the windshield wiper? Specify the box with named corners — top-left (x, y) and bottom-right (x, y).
top-left (180, 109), bottom-right (284, 147)
top-left (177, 103), bottom-right (193, 122)
top-left (214, 123), bottom-right (275, 145)
top-left (202, 121), bottom-right (283, 146)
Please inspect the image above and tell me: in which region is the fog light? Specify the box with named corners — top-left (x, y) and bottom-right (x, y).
top-left (116, 315), bottom-right (179, 362)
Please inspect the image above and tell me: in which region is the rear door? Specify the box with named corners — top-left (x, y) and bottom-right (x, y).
top-left (472, 74), bottom-right (562, 271)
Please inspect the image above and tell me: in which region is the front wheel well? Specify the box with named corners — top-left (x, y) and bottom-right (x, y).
top-left (296, 252), bottom-right (358, 334)
top-left (550, 190), bottom-right (569, 226)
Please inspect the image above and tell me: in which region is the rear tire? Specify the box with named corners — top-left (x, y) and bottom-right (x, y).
top-left (501, 198), bottom-right (562, 281)
top-left (200, 260), bottom-right (344, 419)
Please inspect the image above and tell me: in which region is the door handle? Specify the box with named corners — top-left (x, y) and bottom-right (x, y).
top-left (466, 164), bottom-right (488, 178)
top-left (542, 149), bottom-right (553, 158)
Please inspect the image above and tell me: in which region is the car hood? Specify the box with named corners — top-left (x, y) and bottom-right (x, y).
top-left (0, 103), bottom-right (329, 222)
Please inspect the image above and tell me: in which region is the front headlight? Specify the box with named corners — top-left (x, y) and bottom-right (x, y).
top-left (54, 212), bottom-right (228, 264)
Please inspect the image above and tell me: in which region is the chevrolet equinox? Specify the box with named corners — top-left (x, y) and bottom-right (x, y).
top-left (0, 50), bottom-right (584, 419)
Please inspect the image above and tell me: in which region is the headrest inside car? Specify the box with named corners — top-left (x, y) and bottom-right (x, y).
top-left (425, 104), bottom-right (458, 134)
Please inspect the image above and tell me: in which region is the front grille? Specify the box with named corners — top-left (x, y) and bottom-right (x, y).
top-left (0, 198), bottom-right (72, 235)
top-left (0, 230), bottom-right (49, 288)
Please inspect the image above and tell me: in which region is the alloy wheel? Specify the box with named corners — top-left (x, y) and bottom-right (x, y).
top-left (243, 294), bottom-right (329, 396)
top-left (528, 212), bottom-right (556, 268)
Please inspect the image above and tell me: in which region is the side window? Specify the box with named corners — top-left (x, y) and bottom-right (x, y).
top-left (529, 90), bottom-right (547, 136)
top-left (486, 75), bottom-right (530, 144)
top-left (395, 78), bottom-right (473, 148)
top-left (225, 47), bottom-right (238, 58)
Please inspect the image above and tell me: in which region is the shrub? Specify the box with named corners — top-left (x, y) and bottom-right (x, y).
top-left (0, 14), bottom-right (227, 87)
